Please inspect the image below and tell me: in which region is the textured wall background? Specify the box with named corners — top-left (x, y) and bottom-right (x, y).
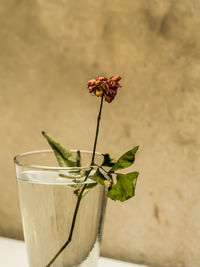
top-left (0, 0), bottom-right (200, 266)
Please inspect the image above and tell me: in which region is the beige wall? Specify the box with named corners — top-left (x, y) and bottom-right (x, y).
top-left (1, 0), bottom-right (200, 266)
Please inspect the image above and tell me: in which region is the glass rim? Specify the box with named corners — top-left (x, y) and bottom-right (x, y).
top-left (14, 149), bottom-right (102, 171)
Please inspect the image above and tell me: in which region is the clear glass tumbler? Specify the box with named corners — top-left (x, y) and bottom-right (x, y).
top-left (14, 150), bottom-right (107, 267)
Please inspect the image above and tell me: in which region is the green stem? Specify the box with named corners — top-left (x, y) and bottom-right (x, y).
top-left (46, 96), bottom-right (104, 266)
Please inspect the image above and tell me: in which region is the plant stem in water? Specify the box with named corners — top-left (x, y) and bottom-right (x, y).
top-left (46, 96), bottom-right (104, 266)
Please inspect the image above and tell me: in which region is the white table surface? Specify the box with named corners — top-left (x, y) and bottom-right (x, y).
top-left (0, 237), bottom-right (146, 267)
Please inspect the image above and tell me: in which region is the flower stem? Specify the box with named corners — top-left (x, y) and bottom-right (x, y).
top-left (46, 96), bottom-right (104, 266)
top-left (46, 182), bottom-right (89, 267)
top-left (91, 96), bottom-right (104, 165)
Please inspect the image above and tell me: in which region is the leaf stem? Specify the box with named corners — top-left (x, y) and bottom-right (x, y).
top-left (46, 96), bottom-right (104, 266)
top-left (93, 164), bottom-right (111, 176)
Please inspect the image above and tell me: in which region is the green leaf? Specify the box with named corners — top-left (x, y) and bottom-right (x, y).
top-left (93, 169), bottom-right (106, 185)
top-left (102, 153), bottom-right (116, 167)
top-left (108, 172), bottom-right (139, 202)
top-left (110, 146), bottom-right (139, 173)
top-left (42, 131), bottom-right (76, 167)
top-left (93, 169), bottom-right (111, 190)
top-left (76, 150), bottom-right (81, 167)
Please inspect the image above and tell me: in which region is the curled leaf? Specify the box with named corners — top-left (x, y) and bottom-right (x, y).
top-left (93, 169), bottom-right (112, 190)
top-left (102, 153), bottom-right (116, 167)
top-left (93, 169), bottom-right (107, 185)
top-left (108, 172), bottom-right (139, 202)
top-left (42, 131), bottom-right (76, 167)
top-left (76, 150), bottom-right (81, 167)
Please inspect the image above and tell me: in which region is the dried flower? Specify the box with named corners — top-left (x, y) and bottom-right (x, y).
top-left (42, 73), bottom-right (139, 266)
top-left (88, 75), bottom-right (122, 103)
